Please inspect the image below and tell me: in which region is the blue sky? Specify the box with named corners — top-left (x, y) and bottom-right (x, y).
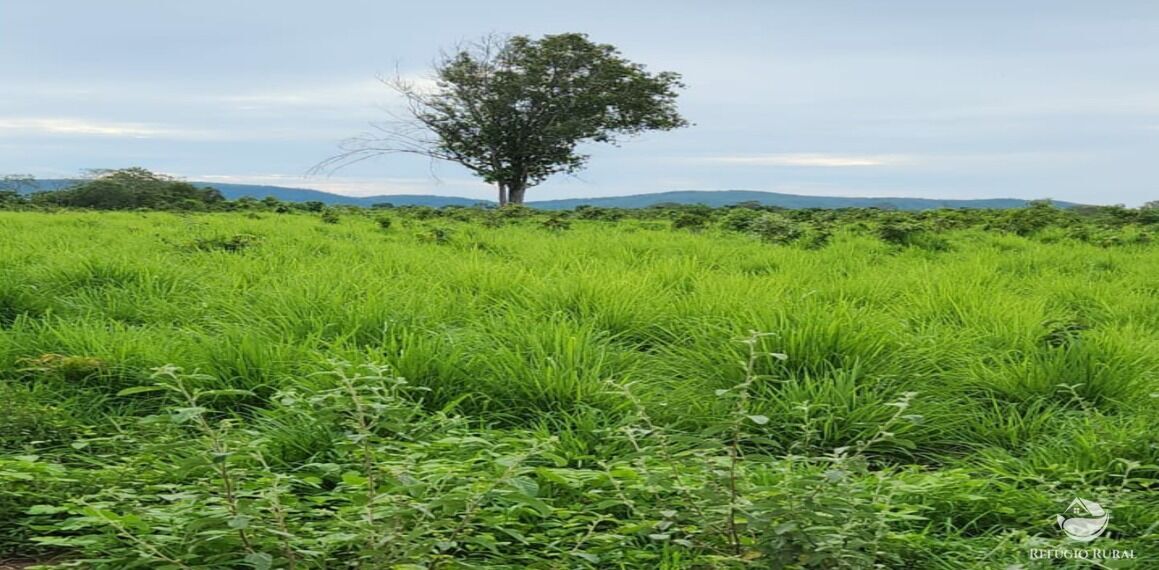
top-left (2, 1), bottom-right (1157, 204)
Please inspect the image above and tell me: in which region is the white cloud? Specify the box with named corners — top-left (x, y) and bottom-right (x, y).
top-left (0, 115), bottom-right (358, 142)
top-left (205, 74), bottom-right (437, 111)
top-left (190, 173), bottom-right (491, 198)
top-left (0, 117), bottom-right (201, 139)
top-left (698, 153), bottom-right (910, 167)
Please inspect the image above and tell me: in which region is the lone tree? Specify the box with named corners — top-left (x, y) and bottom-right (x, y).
top-left (318, 33), bottom-right (688, 205)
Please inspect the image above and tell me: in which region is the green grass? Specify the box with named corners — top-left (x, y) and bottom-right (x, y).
top-left (1, 209), bottom-right (1156, 568)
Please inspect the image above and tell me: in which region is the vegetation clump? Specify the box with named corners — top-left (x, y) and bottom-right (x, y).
top-left (185, 233), bottom-right (262, 253)
top-left (31, 168), bottom-right (225, 211)
top-left (0, 200), bottom-right (1157, 567)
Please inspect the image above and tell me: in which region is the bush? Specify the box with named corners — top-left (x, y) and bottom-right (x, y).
top-left (185, 233), bottom-right (261, 253)
top-left (573, 205), bottom-right (624, 221)
top-left (31, 168), bottom-right (225, 211)
top-left (875, 217), bottom-right (922, 246)
top-left (750, 213), bottom-right (802, 243)
top-left (720, 207), bottom-right (763, 232)
top-left (541, 216), bottom-right (570, 232)
top-left (419, 226), bottom-right (453, 244)
top-left (319, 210), bottom-right (340, 224)
top-left (797, 225), bottom-right (833, 249)
top-left (496, 204), bottom-right (534, 219)
top-left (375, 216), bottom-right (393, 230)
top-left (671, 211), bottom-right (710, 231)
top-left (998, 200), bottom-right (1075, 236)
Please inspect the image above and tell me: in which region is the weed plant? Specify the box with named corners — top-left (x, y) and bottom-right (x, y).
top-left (0, 208), bottom-right (1156, 568)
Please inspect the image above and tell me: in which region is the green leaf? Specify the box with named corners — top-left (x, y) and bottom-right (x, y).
top-left (574, 552), bottom-right (600, 563)
top-left (115, 385), bottom-right (167, 397)
top-left (508, 476), bottom-right (539, 497)
top-left (244, 552), bottom-right (273, 570)
top-left (747, 414), bottom-right (770, 425)
top-left (169, 406), bottom-right (207, 424)
top-left (198, 389), bottom-right (255, 398)
top-left (27, 504), bottom-right (67, 515)
top-left (229, 515), bottom-right (251, 529)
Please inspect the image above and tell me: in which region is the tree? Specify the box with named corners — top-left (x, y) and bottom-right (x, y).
top-left (33, 168), bottom-right (224, 210)
top-left (318, 33), bottom-right (688, 205)
top-left (0, 174), bottom-right (37, 206)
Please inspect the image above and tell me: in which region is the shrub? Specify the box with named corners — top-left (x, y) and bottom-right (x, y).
top-left (30, 168), bottom-right (225, 211)
top-left (419, 226), bottom-right (453, 244)
top-left (876, 218), bottom-right (920, 245)
top-left (998, 200), bottom-right (1076, 236)
top-left (375, 216), bottom-right (393, 230)
top-left (319, 210), bottom-right (340, 224)
top-left (496, 204), bottom-right (534, 219)
top-left (185, 233), bottom-right (261, 253)
top-left (750, 213), bottom-right (802, 243)
top-left (672, 211), bottom-right (710, 231)
top-left (797, 225), bottom-right (833, 249)
top-left (573, 205), bottom-right (624, 221)
top-left (720, 207), bottom-right (763, 232)
top-left (541, 216), bottom-right (570, 231)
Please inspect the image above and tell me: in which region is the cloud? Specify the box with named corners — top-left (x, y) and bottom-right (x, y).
top-left (0, 115), bottom-right (358, 142)
top-left (205, 75), bottom-right (437, 111)
top-left (697, 153), bottom-right (910, 167)
top-left (190, 173), bottom-right (491, 198)
top-left (0, 117), bottom-right (209, 139)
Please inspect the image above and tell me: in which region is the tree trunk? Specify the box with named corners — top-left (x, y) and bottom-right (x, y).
top-left (497, 182), bottom-right (508, 206)
top-left (507, 179), bottom-right (527, 205)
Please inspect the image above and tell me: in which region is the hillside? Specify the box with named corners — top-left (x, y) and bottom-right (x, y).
top-left (26, 180), bottom-right (1078, 210)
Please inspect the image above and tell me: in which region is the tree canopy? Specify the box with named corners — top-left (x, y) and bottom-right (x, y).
top-left (32, 168), bottom-right (224, 210)
top-left (320, 33), bottom-right (688, 205)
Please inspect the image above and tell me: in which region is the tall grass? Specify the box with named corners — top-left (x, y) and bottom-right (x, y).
top-left (0, 210), bottom-right (1156, 567)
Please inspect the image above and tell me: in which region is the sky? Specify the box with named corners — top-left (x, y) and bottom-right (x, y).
top-left (1, 1), bottom-right (1157, 205)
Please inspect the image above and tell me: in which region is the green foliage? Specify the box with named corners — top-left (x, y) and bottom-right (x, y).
top-left (875, 216), bottom-right (920, 245)
top-left (997, 200), bottom-right (1078, 236)
top-left (319, 209), bottom-right (340, 224)
top-left (750, 213), bottom-right (802, 244)
top-left (0, 210), bottom-right (1157, 567)
top-left (719, 206), bottom-right (763, 232)
top-left (32, 168), bottom-right (224, 211)
top-left (0, 174), bottom-right (36, 208)
top-left (185, 233), bottom-right (262, 253)
top-left (324, 33), bottom-right (687, 204)
top-left (671, 211), bottom-right (709, 231)
top-left (418, 225), bottom-right (454, 244)
top-left (541, 215), bottom-right (570, 231)
top-left (573, 205), bottom-right (625, 221)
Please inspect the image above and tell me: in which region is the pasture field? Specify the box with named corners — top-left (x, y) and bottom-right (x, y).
top-left (1, 208), bottom-right (1157, 568)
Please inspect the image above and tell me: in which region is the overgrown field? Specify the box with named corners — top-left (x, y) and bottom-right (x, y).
top-left (1, 207), bottom-right (1157, 568)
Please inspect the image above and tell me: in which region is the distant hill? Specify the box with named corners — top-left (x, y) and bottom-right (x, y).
top-left (27, 180), bottom-right (488, 208)
top-left (527, 190), bottom-right (1081, 210)
top-left (26, 180), bottom-right (1079, 210)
